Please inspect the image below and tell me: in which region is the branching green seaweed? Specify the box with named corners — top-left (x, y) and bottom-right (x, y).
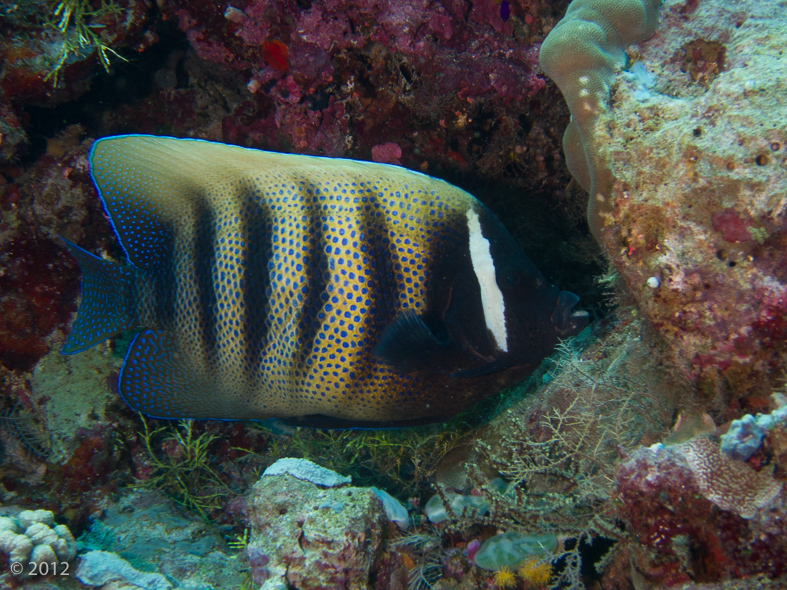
top-left (46, 0), bottom-right (126, 85)
top-left (138, 416), bottom-right (233, 518)
top-left (227, 528), bottom-right (250, 550)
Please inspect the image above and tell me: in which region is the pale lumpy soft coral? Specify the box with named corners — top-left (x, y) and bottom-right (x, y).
top-left (539, 0), bottom-right (661, 240)
top-left (0, 509), bottom-right (77, 578)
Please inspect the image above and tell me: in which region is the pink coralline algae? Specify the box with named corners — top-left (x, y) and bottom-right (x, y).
top-left (163, 0), bottom-right (547, 166)
top-left (616, 436), bottom-right (786, 586)
top-left (711, 209), bottom-right (756, 244)
top-left (371, 142), bottom-right (402, 166)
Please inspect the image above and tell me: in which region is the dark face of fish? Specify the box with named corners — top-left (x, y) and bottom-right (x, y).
top-left (61, 135), bottom-right (588, 428)
top-left (373, 204), bottom-right (588, 387)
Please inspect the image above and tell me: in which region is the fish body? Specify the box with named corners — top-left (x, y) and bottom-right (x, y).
top-left (62, 135), bottom-right (587, 426)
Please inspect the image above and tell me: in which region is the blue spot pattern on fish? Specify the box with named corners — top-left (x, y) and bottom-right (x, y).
top-left (61, 135), bottom-right (587, 427)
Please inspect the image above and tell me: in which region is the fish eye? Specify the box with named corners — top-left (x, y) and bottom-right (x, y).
top-left (503, 271), bottom-right (521, 287)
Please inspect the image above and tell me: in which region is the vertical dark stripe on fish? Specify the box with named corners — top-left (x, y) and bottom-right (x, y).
top-left (242, 195), bottom-right (272, 378)
top-left (155, 229), bottom-right (176, 330)
top-left (299, 193), bottom-right (330, 360)
top-left (193, 198), bottom-right (218, 370)
top-left (360, 192), bottom-right (398, 342)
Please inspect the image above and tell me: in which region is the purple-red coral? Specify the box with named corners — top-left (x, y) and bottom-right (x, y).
top-left (616, 437), bottom-right (786, 585)
top-left (162, 0), bottom-right (547, 167)
top-left (712, 210), bottom-right (753, 243)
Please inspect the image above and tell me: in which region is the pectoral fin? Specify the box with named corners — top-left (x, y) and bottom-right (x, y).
top-left (372, 310), bottom-right (448, 374)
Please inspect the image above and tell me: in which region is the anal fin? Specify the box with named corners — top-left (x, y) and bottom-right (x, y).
top-left (119, 329), bottom-right (223, 419)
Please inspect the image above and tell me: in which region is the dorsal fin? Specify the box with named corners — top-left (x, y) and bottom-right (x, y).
top-left (89, 135), bottom-right (452, 270)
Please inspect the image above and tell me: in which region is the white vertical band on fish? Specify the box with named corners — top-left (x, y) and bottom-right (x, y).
top-left (466, 208), bottom-right (507, 352)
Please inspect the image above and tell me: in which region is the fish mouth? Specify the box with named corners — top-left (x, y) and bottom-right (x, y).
top-left (451, 357), bottom-right (514, 378)
top-left (552, 291), bottom-right (590, 338)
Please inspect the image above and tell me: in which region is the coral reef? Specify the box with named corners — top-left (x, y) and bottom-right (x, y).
top-left (4, 0), bottom-right (786, 588)
top-left (552, 0), bottom-right (787, 412)
top-left (77, 488), bottom-right (245, 589)
top-left (163, 0), bottom-right (549, 168)
top-left (0, 135), bottom-right (114, 374)
top-left (0, 1), bottom-right (153, 162)
top-left (0, 1), bottom-right (598, 548)
top-left (393, 313), bottom-right (677, 589)
top-left (539, 0), bottom-right (661, 240)
top-left (262, 458), bottom-right (411, 530)
top-left (29, 342), bottom-right (120, 463)
top-left (617, 435), bottom-right (786, 587)
top-left (394, 308), bottom-right (787, 589)
top-left (0, 3), bottom-right (598, 535)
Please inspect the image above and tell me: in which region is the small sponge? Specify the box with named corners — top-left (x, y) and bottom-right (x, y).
top-left (539, 0), bottom-right (661, 240)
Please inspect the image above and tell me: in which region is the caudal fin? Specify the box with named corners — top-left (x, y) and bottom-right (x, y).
top-left (61, 238), bottom-right (137, 354)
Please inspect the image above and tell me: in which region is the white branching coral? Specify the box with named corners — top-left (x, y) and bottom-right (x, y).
top-left (0, 509), bottom-right (77, 576)
top-left (469, 324), bottom-right (675, 590)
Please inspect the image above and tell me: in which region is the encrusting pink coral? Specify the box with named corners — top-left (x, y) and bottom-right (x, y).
top-left (681, 436), bottom-right (782, 519)
top-left (616, 435), bottom-right (787, 585)
top-left (165, 0), bottom-right (547, 168)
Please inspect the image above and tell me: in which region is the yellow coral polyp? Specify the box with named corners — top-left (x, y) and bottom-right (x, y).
top-left (518, 559), bottom-right (552, 588)
top-left (493, 566), bottom-right (518, 589)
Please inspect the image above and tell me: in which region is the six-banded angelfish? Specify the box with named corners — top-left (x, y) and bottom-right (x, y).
top-left (61, 135), bottom-right (588, 427)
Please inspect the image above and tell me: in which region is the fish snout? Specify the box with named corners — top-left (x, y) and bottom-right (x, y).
top-left (552, 290), bottom-right (589, 338)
